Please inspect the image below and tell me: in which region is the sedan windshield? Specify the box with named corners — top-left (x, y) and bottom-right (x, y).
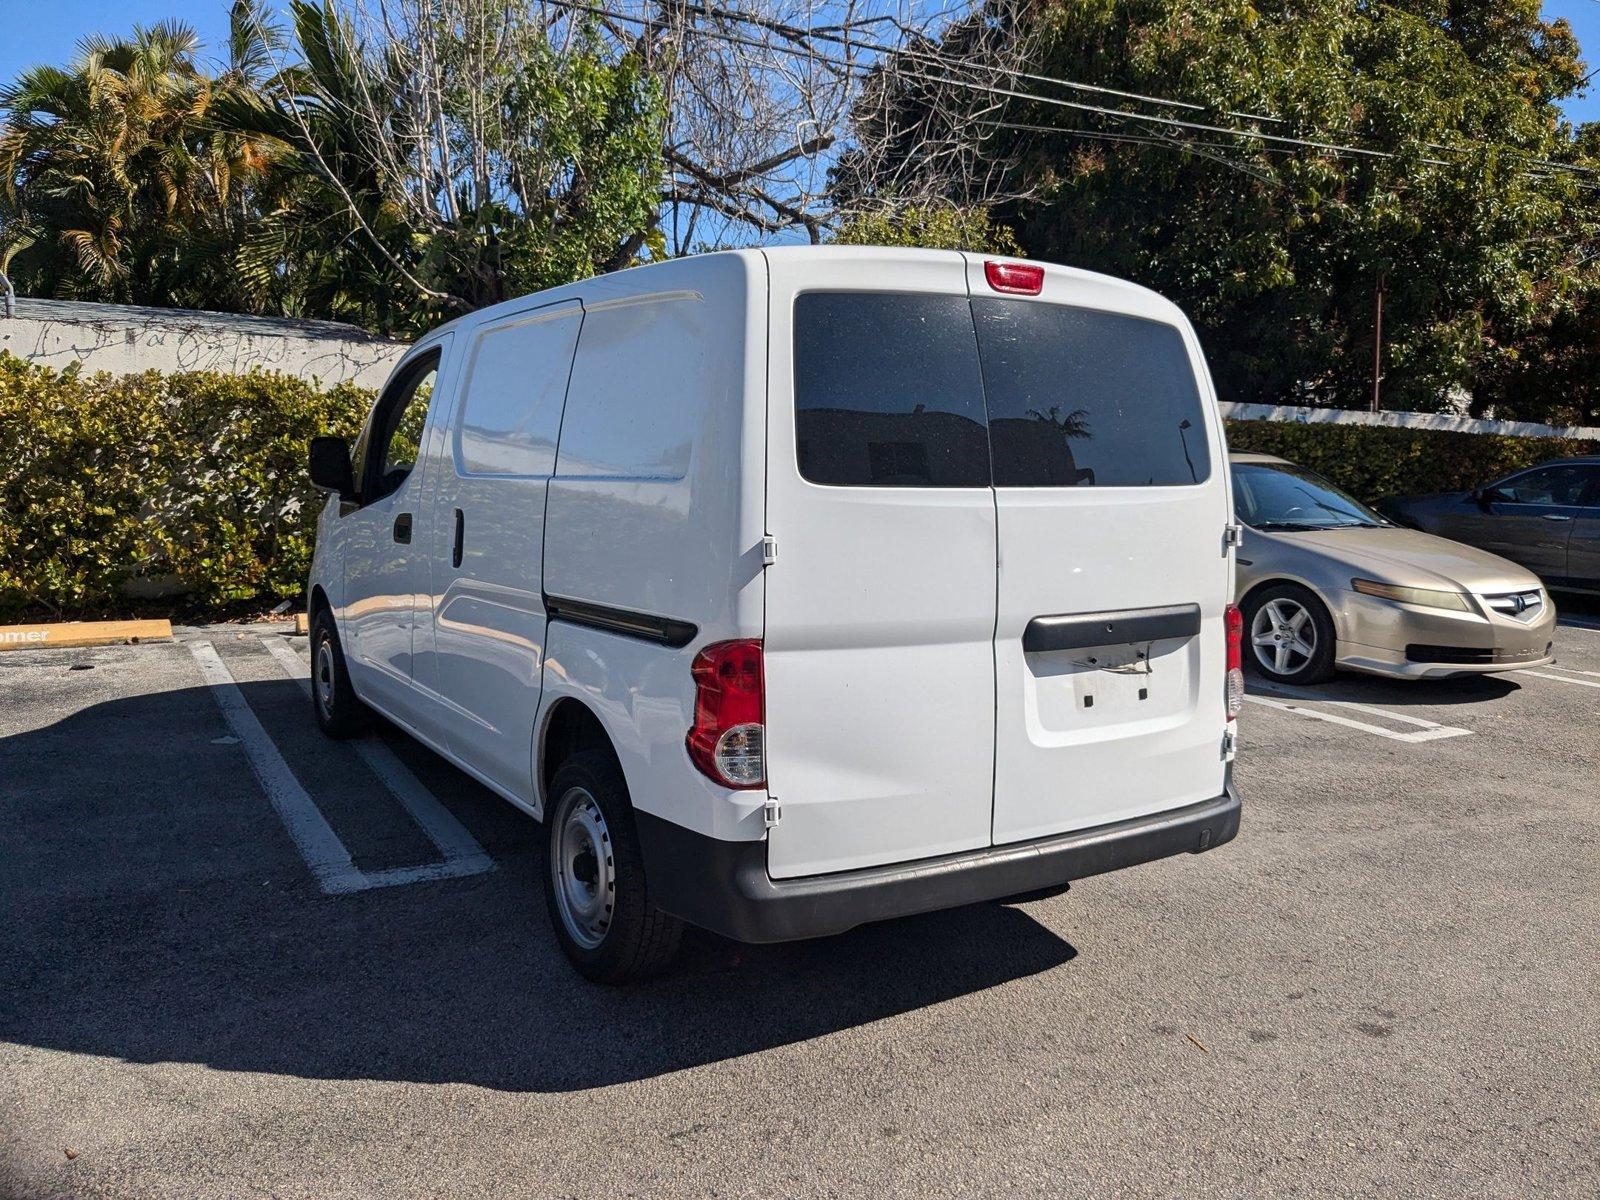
top-left (1232, 463), bottom-right (1391, 531)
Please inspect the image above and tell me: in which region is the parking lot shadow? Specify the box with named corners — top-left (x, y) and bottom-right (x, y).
top-left (1250, 669), bottom-right (1520, 707)
top-left (0, 682), bottom-right (1077, 1093)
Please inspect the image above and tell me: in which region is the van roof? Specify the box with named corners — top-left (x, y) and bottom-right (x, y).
top-left (416, 246), bottom-right (1183, 345)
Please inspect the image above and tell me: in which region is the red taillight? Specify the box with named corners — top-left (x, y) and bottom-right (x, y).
top-left (687, 639), bottom-right (765, 788)
top-left (984, 260), bottom-right (1044, 295)
top-left (1224, 604), bottom-right (1244, 721)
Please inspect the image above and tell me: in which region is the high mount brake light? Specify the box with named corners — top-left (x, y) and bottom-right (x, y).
top-left (687, 639), bottom-right (766, 789)
top-left (1224, 604), bottom-right (1244, 721)
top-left (984, 260), bottom-right (1044, 295)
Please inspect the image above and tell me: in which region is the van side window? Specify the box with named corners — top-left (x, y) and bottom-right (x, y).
top-left (358, 350), bottom-right (441, 503)
top-left (456, 303), bottom-right (582, 477)
top-left (792, 292), bottom-right (990, 487)
top-left (972, 299), bottom-right (1210, 487)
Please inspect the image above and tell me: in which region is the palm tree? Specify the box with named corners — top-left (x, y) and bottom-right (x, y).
top-left (0, 4), bottom-right (281, 309)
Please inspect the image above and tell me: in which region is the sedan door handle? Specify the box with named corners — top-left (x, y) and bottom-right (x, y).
top-left (1542, 514), bottom-right (1573, 522)
top-left (393, 512), bottom-right (413, 543)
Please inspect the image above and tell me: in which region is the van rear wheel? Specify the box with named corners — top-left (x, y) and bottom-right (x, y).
top-left (543, 751), bottom-right (683, 984)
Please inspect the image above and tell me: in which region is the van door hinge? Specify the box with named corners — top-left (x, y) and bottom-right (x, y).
top-left (1222, 727), bottom-right (1238, 762)
top-left (763, 800), bottom-right (782, 829)
top-left (1223, 523), bottom-right (1245, 552)
top-left (761, 535), bottom-right (779, 566)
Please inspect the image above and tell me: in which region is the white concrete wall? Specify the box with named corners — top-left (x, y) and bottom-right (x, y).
top-left (1221, 401), bottom-right (1600, 442)
top-left (1, 299), bottom-right (406, 390)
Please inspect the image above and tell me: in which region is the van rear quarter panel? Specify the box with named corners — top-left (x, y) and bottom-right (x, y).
top-left (539, 252), bottom-right (769, 839)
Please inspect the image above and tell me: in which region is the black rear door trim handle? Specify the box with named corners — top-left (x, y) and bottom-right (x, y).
top-left (1023, 603), bottom-right (1202, 653)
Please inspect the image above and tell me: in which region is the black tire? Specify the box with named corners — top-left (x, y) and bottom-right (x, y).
top-left (542, 750), bottom-right (683, 984)
top-left (309, 607), bottom-right (368, 738)
top-left (1242, 582), bottom-right (1338, 685)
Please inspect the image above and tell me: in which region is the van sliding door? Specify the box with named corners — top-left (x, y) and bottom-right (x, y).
top-left (424, 299), bottom-right (583, 803)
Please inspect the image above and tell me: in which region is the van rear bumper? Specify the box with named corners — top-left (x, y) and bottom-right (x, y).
top-left (636, 776), bottom-right (1241, 944)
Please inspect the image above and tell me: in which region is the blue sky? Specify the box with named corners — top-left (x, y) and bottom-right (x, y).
top-left (3, 1), bottom-right (1599, 125)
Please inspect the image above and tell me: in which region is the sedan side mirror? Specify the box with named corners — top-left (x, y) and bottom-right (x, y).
top-left (1474, 485), bottom-right (1506, 508)
top-left (309, 436), bottom-right (356, 501)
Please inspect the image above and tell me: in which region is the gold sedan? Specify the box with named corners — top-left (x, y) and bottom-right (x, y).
top-left (1231, 454), bottom-right (1557, 684)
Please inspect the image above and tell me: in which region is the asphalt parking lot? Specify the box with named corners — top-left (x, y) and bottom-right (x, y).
top-left (2, 610), bottom-right (1597, 1199)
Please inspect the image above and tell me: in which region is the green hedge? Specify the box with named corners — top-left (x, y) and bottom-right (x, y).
top-left (0, 353), bottom-right (371, 621)
top-left (1223, 419), bottom-right (1598, 506)
top-left (4, 348), bottom-right (1596, 621)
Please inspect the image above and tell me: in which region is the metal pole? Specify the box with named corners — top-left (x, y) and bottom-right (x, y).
top-left (1370, 274), bottom-right (1384, 412)
top-left (0, 270), bottom-right (14, 319)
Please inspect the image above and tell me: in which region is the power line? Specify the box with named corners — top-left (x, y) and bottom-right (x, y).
top-left (663, 1), bottom-right (1600, 180)
top-left (544, 0), bottom-right (1600, 193)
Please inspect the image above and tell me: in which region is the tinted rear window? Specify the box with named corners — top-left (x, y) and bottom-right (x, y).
top-left (971, 298), bottom-right (1209, 487)
top-left (792, 292), bottom-right (991, 487)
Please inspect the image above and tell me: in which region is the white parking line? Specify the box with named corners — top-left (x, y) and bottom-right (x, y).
top-left (1243, 691), bottom-right (1473, 743)
top-left (189, 640), bottom-right (367, 893)
top-left (1514, 668), bottom-right (1600, 690)
top-left (189, 639), bottom-right (492, 894)
top-left (259, 636), bottom-right (493, 879)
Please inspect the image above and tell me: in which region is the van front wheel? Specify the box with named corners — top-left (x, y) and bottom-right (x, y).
top-left (309, 608), bottom-right (367, 738)
top-left (543, 751), bottom-right (683, 983)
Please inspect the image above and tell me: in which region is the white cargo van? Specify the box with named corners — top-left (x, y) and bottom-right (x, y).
top-left (306, 247), bottom-right (1244, 982)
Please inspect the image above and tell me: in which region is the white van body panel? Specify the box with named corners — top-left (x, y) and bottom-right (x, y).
top-left (760, 248), bottom-right (998, 878)
top-left (537, 622), bottom-right (769, 840)
top-left (542, 255), bottom-right (765, 636)
top-left (536, 253), bottom-right (768, 837)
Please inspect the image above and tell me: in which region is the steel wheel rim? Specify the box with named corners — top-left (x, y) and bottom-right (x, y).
top-left (551, 786), bottom-right (615, 951)
top-left (1251, 599), bottom-right (1317, 676)
top-left (314, 637), bottom-right (337, 716)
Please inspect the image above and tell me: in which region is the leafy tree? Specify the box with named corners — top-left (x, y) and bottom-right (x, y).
top-left (212, 0), bottom-right (667, 334)
top-left (844, 0), bottom-right (1600, 422)
top-left (831, 201), bottom-right (1021, 253)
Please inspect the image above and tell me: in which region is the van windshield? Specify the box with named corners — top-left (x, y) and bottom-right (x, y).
top-left (791, 291), bottom-right (1210, 488)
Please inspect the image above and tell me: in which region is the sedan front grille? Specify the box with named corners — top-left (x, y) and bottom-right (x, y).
top-left (1479, 589), bottom-right (1544, 621)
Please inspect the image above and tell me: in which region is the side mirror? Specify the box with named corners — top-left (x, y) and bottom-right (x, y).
top-left (309, 436), bottom-right (356, 501)
top-left (1475, 486), bottom-right (1505, 508)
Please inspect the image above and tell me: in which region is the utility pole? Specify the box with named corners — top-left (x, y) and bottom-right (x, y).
top-left (1371, 273), bottom-right (1384, 413)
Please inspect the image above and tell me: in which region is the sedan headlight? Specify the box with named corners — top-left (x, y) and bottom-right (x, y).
top-left (1351, 578), bottom-right (1473, 612)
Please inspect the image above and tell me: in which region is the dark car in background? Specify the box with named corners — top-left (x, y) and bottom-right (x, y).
top-left (1379, 457), bottom-right (1600, 594)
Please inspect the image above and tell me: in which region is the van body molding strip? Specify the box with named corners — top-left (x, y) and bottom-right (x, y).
top-left (544, 594), bottom-right (699, 648)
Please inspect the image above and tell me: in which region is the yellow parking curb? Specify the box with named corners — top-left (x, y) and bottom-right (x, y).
top-left (0, 618), bottom-right (174, 651)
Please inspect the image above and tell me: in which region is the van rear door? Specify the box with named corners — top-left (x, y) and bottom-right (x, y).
top-left (964, 258), bottom-right (1233, 845)
top-left (762, 251), bottom-right (998, 879)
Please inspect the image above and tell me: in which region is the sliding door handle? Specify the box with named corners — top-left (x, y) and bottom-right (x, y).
top-left (452, 509), bottom-right (465, 568)
top-left (392, 512), bottom-right (412, 543)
